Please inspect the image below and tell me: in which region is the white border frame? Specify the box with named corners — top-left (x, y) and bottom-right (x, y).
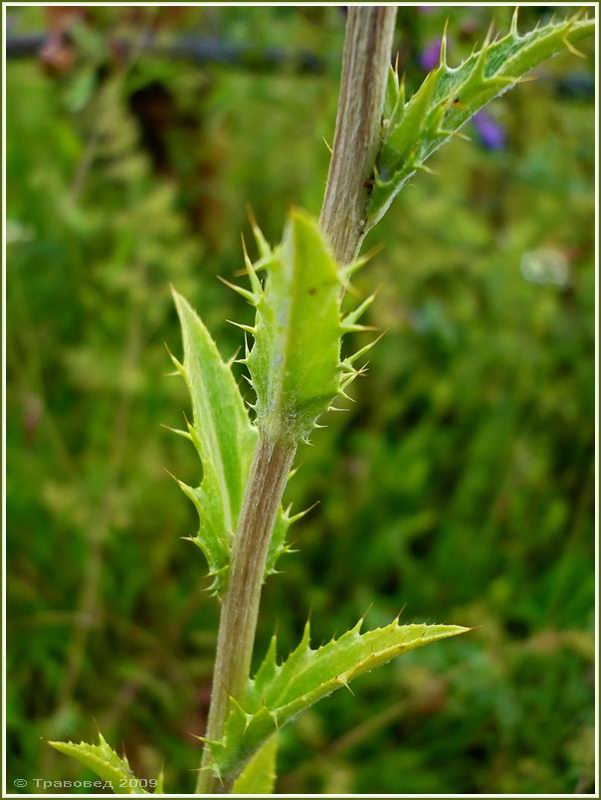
top-left (2, 3), bottom-right (598, 798)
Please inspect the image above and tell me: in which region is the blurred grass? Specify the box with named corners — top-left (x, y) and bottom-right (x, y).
top-left (5, 5), bottom-right (595, 795)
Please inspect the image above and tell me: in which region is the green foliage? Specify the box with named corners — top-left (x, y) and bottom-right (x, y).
top-left (369, 12), bottom-right (595, 228)
top-left (170, 210), bottom-right (378, 594)
top-left (231, 736), bottom-right (278, 794)
top-left (171, 290), bottom-right (300, 593)
top-left (48, 734), bottom-right (153, 794)
top-left (6, 5), bottom-right (595, 796)
top-left (170, 291), bottom-right (258, 595)
top-left (201, 620), bottom-right (468, 784)
top-left (239, 210), bottom-right (373, 446)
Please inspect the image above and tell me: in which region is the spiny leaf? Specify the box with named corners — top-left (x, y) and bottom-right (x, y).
top-left (201, 619), bottom-right (469, 783)
top-left (368, 12), bottom-right (595, 229)
top-left (171, 291), bottom-right (298, 591)
top-left (235, 209), bottom-right (377, 447)
top-left (171, 290), bottom-right (258, 595)
top-left (265, 505), bottom-right (294, 577)
top-left (231, 736), bottom-right (277, 794)
top-left (49, 734), bottom-right (150, 794)
top-left (246, 210), bottom-right (342, 445)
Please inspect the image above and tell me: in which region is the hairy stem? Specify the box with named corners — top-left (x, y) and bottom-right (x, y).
top-left (197, 7), bottom-right (396, 793)
top-left (197, 437), bottom-right (295, 793)
top-left (320, 6), bottom-right (397, 265)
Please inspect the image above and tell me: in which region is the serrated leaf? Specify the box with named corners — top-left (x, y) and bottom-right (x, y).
top-left (202, 619), bottom-right (469, 784)
top-left (171, 291), bottom-right (298, 590)
top-left (265, 506), bottom-right (293, 577)
top-left (177, 213), bottom-right (379, 590)
top-left (368, 12), bottom-right (595, 228)
top-left (231, 736), bottom-right (277, 794)
top-left (171, 290), bottom-right (258, 595)
top-left (48, 734), bottom-right (149, 794)
top-left (236, 210), bottom-right (375, 447)
top-left (246, 210), bottom-right (343, 445)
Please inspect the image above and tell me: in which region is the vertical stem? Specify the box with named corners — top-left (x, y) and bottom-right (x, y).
top-left (197, 437), bottom-right (295, 793)
top-left (320, 6), bottom-right (397, 265)
top-left (196, 7), bottom-right (396, 793)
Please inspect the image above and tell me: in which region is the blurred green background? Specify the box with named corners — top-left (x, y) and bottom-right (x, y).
top-left (6, 5), bottom-right (595, 795)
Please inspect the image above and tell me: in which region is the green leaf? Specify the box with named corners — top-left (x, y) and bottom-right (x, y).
top-left (231, 736), bottom-right (277, 794)
top-left (48, 734), bottom-right (150, 794)
top-left (245, 210), bottom-right (342, 445)
top-left (201, 618), bottom-right (469, 784)
top-left (234, 209), bottom-right (374, 447)
top-left (171, 290), bottom-right (303, 591)
top-left (368, 11), bottom-right (595, 229)
top-left (171, 290), bottom-right (259, 595)
top-left (265, 504), bottom-right (296, 578)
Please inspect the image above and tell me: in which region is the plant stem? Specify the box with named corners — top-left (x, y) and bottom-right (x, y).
top-left (320, 6), bottom-right (397, 265)
top-left (196, 437), bottom-right (295, 793)
top-left (196, 7), bottom-right (396, 793)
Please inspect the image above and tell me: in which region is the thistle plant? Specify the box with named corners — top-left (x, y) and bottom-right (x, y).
top-left (50, 7), bottom-right (594, 794)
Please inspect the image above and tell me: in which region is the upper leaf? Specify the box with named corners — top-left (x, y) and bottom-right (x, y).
top-left (49, 734), bottom-right (151, 794)
top-left (171, 290), bottom-right (258, 594)
top-left (233, 210), bottom-right (375, 447)
top-left (245, 210), bottom-right (343, 445)
top-left (368, 12), bottom-right (595, 229)
top-left (201, 618), bottom-right (469, 784)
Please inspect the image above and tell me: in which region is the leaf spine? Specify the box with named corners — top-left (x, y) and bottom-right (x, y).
top-left (226, 319), bottom-right (255, 334)
top-left (440, 18), bottom-right (449, 67)
top-left (510, 6), bottom-right (520, 37)
top-left (161, 423), bottom-right (193, 442)
top-left (218, 275), bottom-right (257, 305)
top-left (562, 35), bottom-right (587, 59)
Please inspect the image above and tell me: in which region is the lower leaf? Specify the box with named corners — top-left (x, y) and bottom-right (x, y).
top-left (231, 735), bottom-right (278, 794)
top-left (49, 734), bottom-right (157, 795)
top-left (202, 618), bottom-right (469, 784)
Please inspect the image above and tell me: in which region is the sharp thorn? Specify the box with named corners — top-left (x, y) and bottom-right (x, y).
top-left (348, 331), bottom-right (385, 364)
top-left (563, 36), bottom-right (587, 59)
top-left (416, 162), bottom-right (440, 176)
top-left (226, 319), bottom-right (255, 334)
top-left (342, 293), bottom-right (376, 327)
top-left (217, 275), bottom-right (256, 305)
top-left (227, 346), bottom-right (242, 367)
top-left (510, 6), bottom-right (520, 37)
top-left (246, 206), bottom-right (271, 259)
top-left (338, 387), bottom-right (356, 402)
top-left (160, 423), bottom-right (193, 441)
top-left (440, 18), bottom-right (449, 67)
top-left (439, 128), bottom-right (471, 142)
top-left (164, 343), bottom-right (185, 375)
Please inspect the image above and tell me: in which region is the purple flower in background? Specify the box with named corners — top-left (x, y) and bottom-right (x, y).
top-left (472, 111), bottom-right (506, 151)
top-left (419, 38), bottom-right (442, 71)
top-left (418, 5), bottom-right (436, 13)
